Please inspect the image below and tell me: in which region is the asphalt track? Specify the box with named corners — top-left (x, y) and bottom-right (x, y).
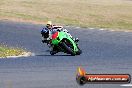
top-left (0, 20), bottom-right (132, 88)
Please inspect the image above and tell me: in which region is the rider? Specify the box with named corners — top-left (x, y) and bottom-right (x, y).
top-left (41, 21), bottom-right (79, 53)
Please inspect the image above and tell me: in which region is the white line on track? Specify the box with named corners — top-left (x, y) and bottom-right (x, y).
top-left (120, 84), bottom-right (132, 87)
top-left (110, 30), bottom-right (115, 32)
top-left (76, 27), bottom-right (80, 29)
top-left (89, 28), bottom-right (95, 30)
top-left (99, 28), bottom-right (105, 30)
top-left (124, 31), bottom-right (129, 32)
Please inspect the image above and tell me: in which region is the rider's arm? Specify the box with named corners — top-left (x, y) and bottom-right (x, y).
top-left (62, 28), bottom-right (69, 33)
top-left (52, 25), bottom-right (63, 31)
top-left (52, 25), bottom-right (63, 29)
top-left (41, 27), bottom-right (51, 43)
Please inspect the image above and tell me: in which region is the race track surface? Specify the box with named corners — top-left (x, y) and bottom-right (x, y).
top-left (0, 20), bottom-right (132, 88)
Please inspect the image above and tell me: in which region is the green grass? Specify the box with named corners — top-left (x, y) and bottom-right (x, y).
top-left (0, 0), bottom-right (132, 30)
top-left (0, 45), bottom-right (24, 58)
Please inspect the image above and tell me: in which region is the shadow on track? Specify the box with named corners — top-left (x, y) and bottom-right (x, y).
top-left (35, 50), bottom-right (74, 56)
top-left (36, 54), bottom-right (72, 56)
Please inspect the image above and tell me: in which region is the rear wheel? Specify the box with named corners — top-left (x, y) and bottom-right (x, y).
top-left (50, 51), bottom-right (55, 55)
top-left (50, 46), bottom-right (58, 55)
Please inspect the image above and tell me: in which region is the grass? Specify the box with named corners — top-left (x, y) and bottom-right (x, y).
top-left (0, 0), bottom-right (132, 30)
top-left (0, 45), bottom-right (25, 58)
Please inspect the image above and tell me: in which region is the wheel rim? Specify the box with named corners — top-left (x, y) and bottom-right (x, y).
top-left (64, 40), bottom-right (74, 51)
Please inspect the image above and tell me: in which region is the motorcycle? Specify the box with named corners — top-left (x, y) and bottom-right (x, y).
top-left (50, 30), bottom-right (82, 55)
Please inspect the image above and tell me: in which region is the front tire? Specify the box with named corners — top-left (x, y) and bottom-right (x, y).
top-left (76, 46), bottom-right (82, 55)
top-left (61, 42), bottom-right (75, 56)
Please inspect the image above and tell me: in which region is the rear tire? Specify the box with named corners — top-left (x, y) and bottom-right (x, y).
top-left (50, 50), bottom-right (58, 55)
top-left (50, 51), bottom-right (55, 55)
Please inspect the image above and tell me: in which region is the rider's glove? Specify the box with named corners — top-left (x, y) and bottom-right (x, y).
top-left (63, 29), bottom-right (69, 33)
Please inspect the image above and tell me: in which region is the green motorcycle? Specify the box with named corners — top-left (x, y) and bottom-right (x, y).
top-left (50, 30), bottom-right (82, 55)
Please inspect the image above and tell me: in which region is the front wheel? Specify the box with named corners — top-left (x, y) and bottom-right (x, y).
top-left (61, 42), bottom-right (75, 56)
top-left (76, 46), bottom-right (82, 55)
